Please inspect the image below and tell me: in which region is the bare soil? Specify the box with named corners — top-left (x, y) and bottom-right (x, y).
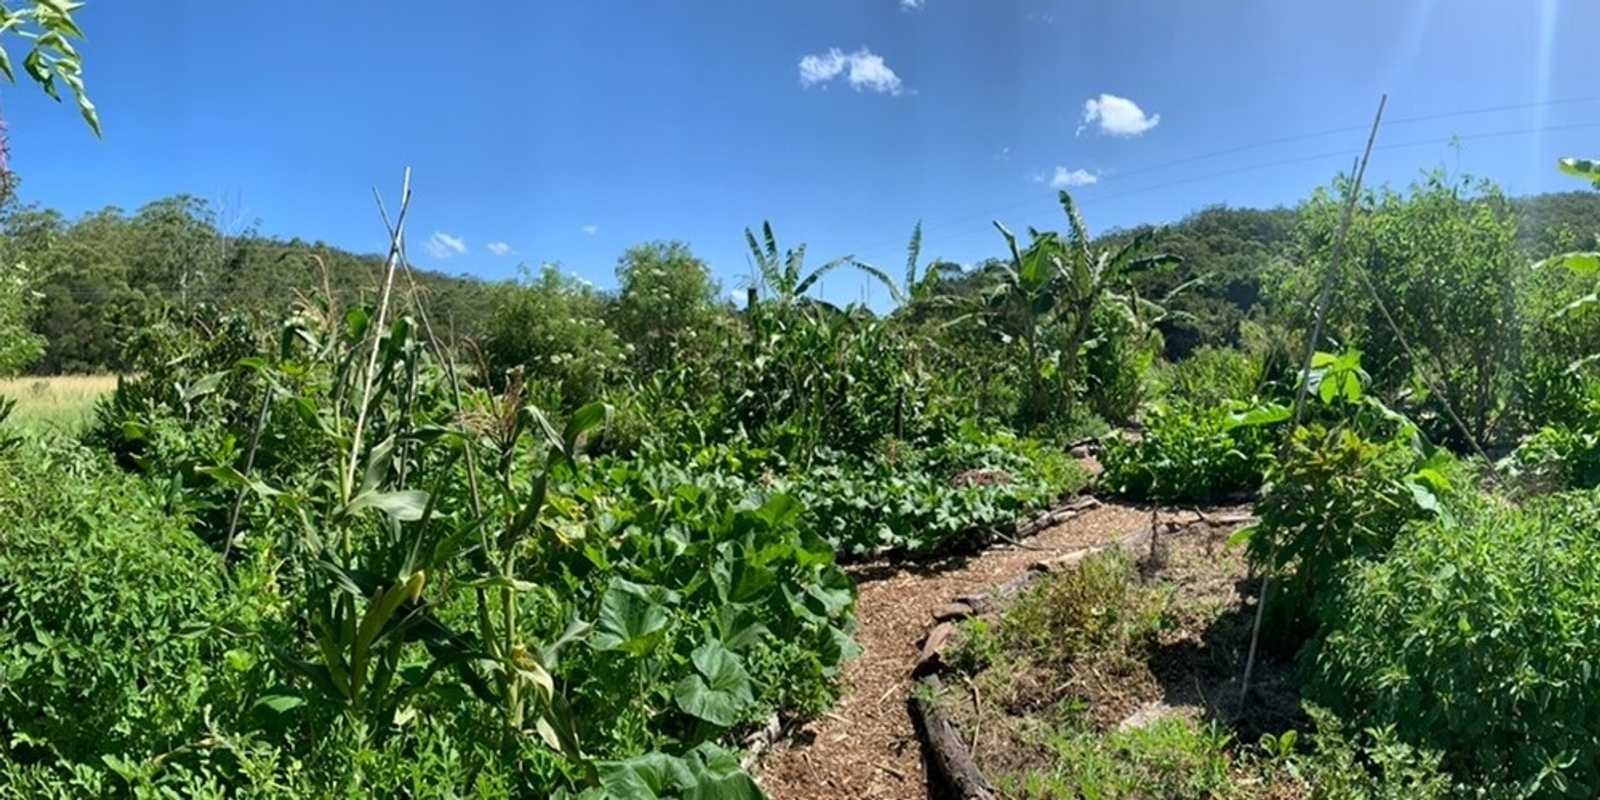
top-left (754, 497), bottom-right (1152, 799)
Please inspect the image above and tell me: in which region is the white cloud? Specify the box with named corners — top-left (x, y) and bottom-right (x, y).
top-left (1077, 93), bottom-right (1161, 137)
top-left (423, 232), bottom-right (466, 259)
top-left (899, 0), bottom-right (924, 10)
top-left (798, 47), bottom-right (904, 95)
top-left (487, 241), bottom-right (513, 256)
top-left (1050, 167), bottom-right (1099, 188)
top-left (581, 224), bottom-right (599, 235)
top-left (994, 146), bottom-right (1010, 162)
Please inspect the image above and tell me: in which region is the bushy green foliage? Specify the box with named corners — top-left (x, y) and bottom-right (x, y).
top-left (1081, 297), bottom-right (1158, 425)
top-left (483, 264), bottom-right (623, 409)
top-left (1310, 492), bottom-right (1600, 796)
top-left (1099, 400), bottom-right (1281, 503)
top-left (1271, 171), bottom-right (1521, 449)
top-left (609, 240), bottom-right (727, 381)
top-left (1288, 704), bottom-right (1455, 800)
top-left (1000, 550), bottom-right (1165, 666)
top-left (1100, 392), bottom-right (1286, 499)
top-left (0, 260), bottom-right (44, 375)
top-left (985, 191), bottom-right (1180, 428)
top-left (725, 301), bottom-right (947, 462)
top-left (1243, 351), bottom-right (1453, 649)
top-left (1154, 345), bottom-right (1265, 409)
top-left (1504, 410), bottom-right (1600, 491)
top-left (0, 442), bottom-right (259, 764)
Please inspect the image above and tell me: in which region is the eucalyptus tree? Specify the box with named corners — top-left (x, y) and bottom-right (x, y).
top-left (0, 0), bottom-right (100, 136)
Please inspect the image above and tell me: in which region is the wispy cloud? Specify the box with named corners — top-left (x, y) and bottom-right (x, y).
top-left (1049, 167), bottom-right (1099, 188)
top-left (994, 146), bottom-right (1011, 162)
top-left (798, 47), bottom-right (905, 95)
top-left (423, 232), bottom-right (466, 259)
top-left (1077, 93), bottom-right (1161, 137)
top-left (487, 241), bottom-right (513, 257)
top-left (899, 0), bottom-right (924, 10)
top-left (581, 224), bottom-right (599, 235)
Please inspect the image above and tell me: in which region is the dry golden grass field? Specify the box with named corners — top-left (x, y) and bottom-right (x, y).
top-left (0, 374), bottom-right (120, 434)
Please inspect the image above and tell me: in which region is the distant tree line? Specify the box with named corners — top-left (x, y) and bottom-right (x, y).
top-left (2, 178), bottom-right (1598, 386)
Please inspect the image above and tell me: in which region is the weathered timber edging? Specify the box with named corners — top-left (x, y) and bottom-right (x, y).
top-left (906, 521), bottom-right (1158, 798)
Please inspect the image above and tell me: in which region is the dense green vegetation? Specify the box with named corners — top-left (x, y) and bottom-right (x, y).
top-left (7, 84), bottom-right (1600, 794)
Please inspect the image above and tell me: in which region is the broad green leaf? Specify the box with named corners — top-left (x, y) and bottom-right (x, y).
top-left (1227, 524), bottom-right (1258, 548)
top-left (197, 465), bottom-right (281, 498)
top-left (562, 401), bottom-right (612, 458)
top-left (344, 488), bottom-right (430, 522)
top-left (712, 551), bottom-right (776, 605)
top-left (359, 434), bottom-right (398, 495)
top-left (180, 370), bottom-right (228, 402)
top-left (534, 617), bottom-right (594, 671)
top-left (673, 640), bottom-right (755, 727)
top-left (596, 753), bottom-right (697, 799)
top-left (804, 567), bottom-right (855, 617)
top-left (344, 307), bottom-right (370, 340)
top-left (252, 693), bottom-right (307, 715)
top-left (708, 605), bottom-right (771, 653)
top-left (1407, 480), bottom-right (1442, 515)
top-left (1545, 252), bottom-right (1600, 277)
top-left (754, 493), bottom-right (803, 529)
top-left (683, 744), bottom-right (765, 800)
top-left (525, 404), bottom-right (564, 453)
top-left (1225, 403), bottom-right (1291, 429)
top-left (590, 578), bottom-right (676, 656)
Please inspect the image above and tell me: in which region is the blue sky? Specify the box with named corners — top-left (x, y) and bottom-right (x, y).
top-left (4, 0), bottom-right (1599, 307)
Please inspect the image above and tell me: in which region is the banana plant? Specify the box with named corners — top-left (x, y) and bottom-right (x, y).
top-left (986, 191), bottom-right (1180, 426)
top-left (742, 220), bottom-right (896, 311)
top-left (1538, 157), bottom-right (1600, 372)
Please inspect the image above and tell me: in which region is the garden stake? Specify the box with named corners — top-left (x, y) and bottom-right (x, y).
top-left (1240, 95), bottom-right (1387, 712)
top-left (342, 168), bottom-right (412, 503)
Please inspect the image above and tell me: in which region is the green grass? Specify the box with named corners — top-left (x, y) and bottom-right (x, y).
top-left (0, 374), bottom-right (118, 435)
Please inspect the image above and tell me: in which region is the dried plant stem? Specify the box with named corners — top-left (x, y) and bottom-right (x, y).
top-left (342, 168), bottom-right (412, 504)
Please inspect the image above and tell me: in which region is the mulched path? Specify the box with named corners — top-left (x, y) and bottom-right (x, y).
top-left (754, 498), bottom-right (1154, 799)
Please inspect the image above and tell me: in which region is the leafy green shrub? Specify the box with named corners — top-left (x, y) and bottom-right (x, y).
top-left (1155, 345), bottom-right (1264, 408)
top-left (0, 441), bottom-right (264, 771)
top-left (1246, 421), bottom-right (1449, 648)
top-left (482, 264), bottom-right (623, 410)
top-left (1099, 400), bottom-right (1280, 503)
top-left (1309, 492), bottom-right (1600, 795)
top-left (608, 240), bottom-right (727, 385)
top-left (725, 302), bottom-right (948, 463)
top-left (1289, 704), bottom-right (1454, 800)
top-left (1505, 412), bottom-right (1600, 491)
top-left (1081, 298), bottom-right (1158, 426)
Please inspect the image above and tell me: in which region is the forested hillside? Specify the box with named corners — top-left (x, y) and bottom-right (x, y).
top-left (7, 185), bottom-right (1600, 378)
top-left (0, 191), bottom-right (500, 373)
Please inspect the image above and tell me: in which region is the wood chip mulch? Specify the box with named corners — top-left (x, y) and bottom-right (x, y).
top-left (753, 497), bottom-right (1153, 800)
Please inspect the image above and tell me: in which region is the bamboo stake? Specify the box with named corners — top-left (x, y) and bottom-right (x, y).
top-left (1240, 96), bottom-right (1387, 711)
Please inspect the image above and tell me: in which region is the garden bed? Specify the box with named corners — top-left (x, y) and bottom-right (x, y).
top-left (913, 508), bottom-right (1311, 799)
